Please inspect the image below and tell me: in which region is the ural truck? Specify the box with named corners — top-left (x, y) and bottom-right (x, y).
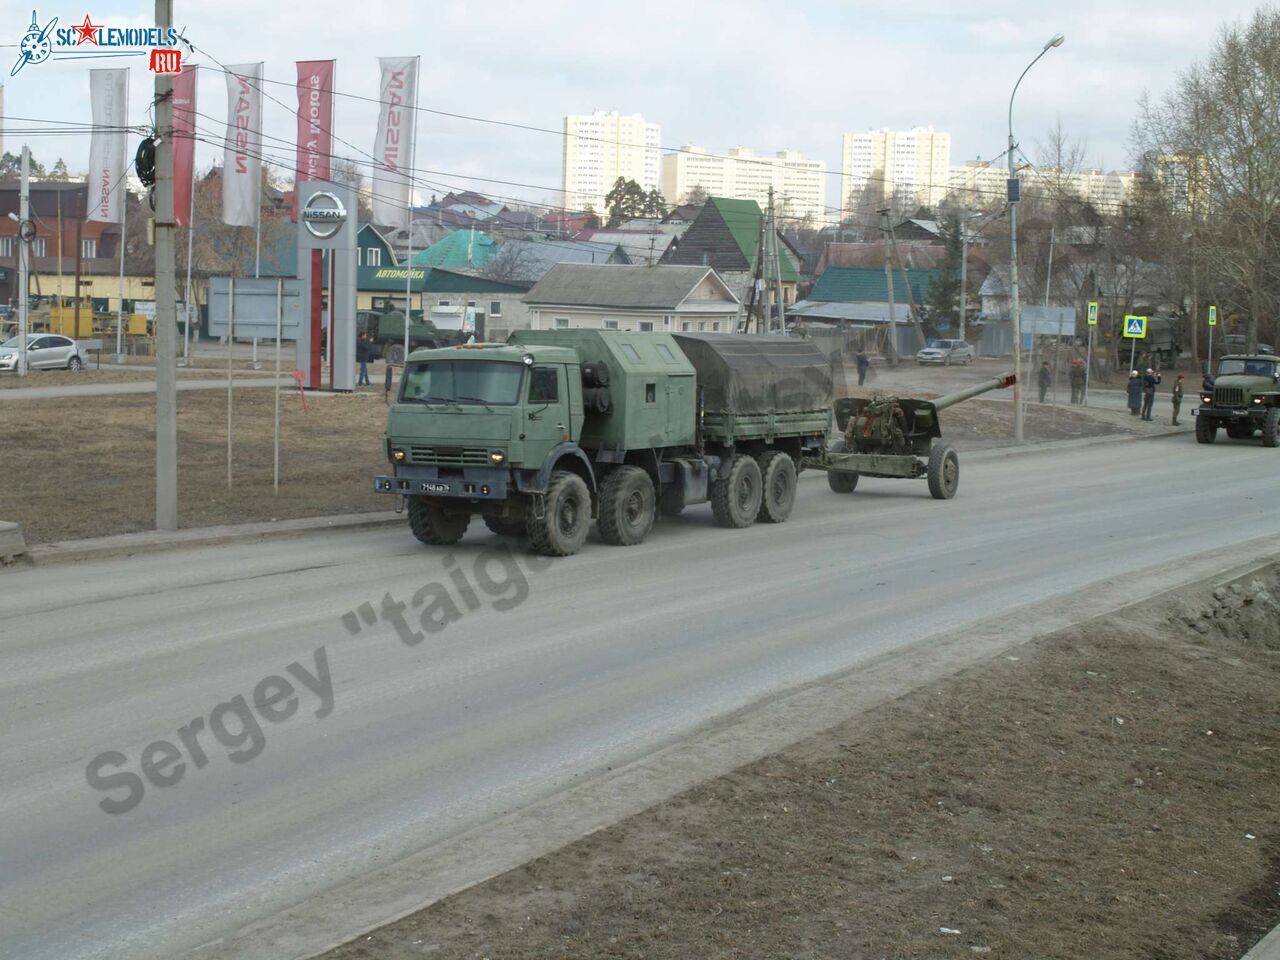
top-left (1194, 353), bottom-right (1280, 447)
top-left (374, 330), bottom-right (832, 556)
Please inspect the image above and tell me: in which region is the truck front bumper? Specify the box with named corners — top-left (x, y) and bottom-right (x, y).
top-left (374, 464), bottom-right (511, 500)
top-left (1193, 405), bottom-right (1269, 421)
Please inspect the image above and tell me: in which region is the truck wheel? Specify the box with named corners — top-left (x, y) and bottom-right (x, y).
top-left (597, 465), bottom-right (655, 546)
top-left (528, 470), bottom-right (591, 557)
top-left (927, 443), bottom-right (959, 500)
top-left (757, 450), bottom-right (796, 523)
top-left (1263, 408), bottom-right (1280, 448)
top-left (1195, 416), bottom-right (1217, 444)
top-left (483, 516), bottom-right (525, 537)
top-left (826, 438), bottom-right (858, 494)
top-left (711, 456), bottom-right (762, 529)
top-left (385, 343), bottom-right (405, 366)
top-left (408, 498), bottom-right (470, 545)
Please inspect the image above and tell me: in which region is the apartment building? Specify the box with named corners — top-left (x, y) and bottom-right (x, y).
top-left (661, 145), bottom-right (826, 222)
top-left (944, 159), bottom-right (1138, 212)
top-left (562, 111), bottom-right (661, 213)
top-left (840, 127), bottom-right (952, 218)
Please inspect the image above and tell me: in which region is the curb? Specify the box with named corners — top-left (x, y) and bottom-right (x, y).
top-left (1244, 923), bottom-right (1280, 959)
top-left (25, 511), bottom-right (404, 569)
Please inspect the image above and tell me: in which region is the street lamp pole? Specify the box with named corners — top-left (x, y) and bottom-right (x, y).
top-left (1008, 32), bottom-right (1064, 442)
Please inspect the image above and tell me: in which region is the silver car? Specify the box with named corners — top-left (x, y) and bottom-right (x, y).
top-left (0, 334), bottom-right (84, 372)
top-left (916, 339), bottom-right (975, 365)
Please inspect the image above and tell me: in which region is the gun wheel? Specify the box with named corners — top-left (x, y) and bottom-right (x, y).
top-left (927, 443), bottom-right (959, 500)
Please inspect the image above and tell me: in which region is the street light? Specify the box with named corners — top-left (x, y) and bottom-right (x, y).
top-left (1008, 32), bottom-right (1064, 442)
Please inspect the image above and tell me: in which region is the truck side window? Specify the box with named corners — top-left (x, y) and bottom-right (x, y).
top-left (645, 382), bottom-right (656, 403)
top-left (529, 367), bottom-right (559, 403)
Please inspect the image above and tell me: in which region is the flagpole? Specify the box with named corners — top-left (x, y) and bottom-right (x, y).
top-left (402, 56), bottom-right (421, 366)
top-left (183, 168), bottom-right (195, 361)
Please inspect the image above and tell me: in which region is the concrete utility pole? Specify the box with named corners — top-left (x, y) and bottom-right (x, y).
top-left (958, 216), bottom-right (971, 343)
top-left (880, 208), bottom-right (898, 365)
top-left (16, 145), bottom-right (30, 376)
top-left (154, 0), bottom-right (178, 530)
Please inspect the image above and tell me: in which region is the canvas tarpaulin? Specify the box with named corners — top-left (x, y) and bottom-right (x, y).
top-left (672, 334), bottom-right (832, 415)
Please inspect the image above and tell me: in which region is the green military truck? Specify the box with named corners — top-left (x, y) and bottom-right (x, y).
top-left (1116, 314), bottom-right (1181, 370)
top-left (373, 330), bottom-right (832, 556)
top-left (1194, 353), bottom-right (1280, 447)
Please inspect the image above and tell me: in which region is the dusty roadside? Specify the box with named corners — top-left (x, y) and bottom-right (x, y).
top-left (319, 563), bottom-right (1280, 960)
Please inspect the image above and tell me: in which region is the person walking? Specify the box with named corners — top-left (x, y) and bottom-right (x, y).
top-left (1068, 359), bottom-right (1086, 404)
top-left (356, 331), bottom-right (372, 387)
top-left (854, 347), bottom-right (869, 387)
top-left (1171, 372), bottom-right (1184, 425)
top-left (1141, 367), bottom-right (1161, 421)
top-left (1037, 361), bottom-right (1052, 403)
top-left (1126, 370), bottom-right (1143, 416)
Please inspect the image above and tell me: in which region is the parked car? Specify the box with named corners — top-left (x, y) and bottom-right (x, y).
top-left (916, 339), bottom-right (975, 365)
top-left (0, 334), bottom-right (83, 372)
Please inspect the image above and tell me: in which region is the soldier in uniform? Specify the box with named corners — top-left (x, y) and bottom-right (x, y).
top-left (1141, 367), bottom-right (1161, 421)
top-left (1171, 372), bottom-right (1185, 425)
top-left (854, 347), bottom-right (870, 386)
top-left (1068, 360), bottom-right (1086, 404)
top-left (1037, 361), bottom-right (1052, 403)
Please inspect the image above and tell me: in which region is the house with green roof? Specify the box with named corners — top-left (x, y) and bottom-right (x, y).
top-left (410, 228), bottom-right (499, 271)
top-left (809, 266), bottom-right (937, 305)
top-left (660, 197), bottom-right (800, 317)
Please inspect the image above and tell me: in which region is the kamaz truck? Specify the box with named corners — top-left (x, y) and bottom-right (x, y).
top-left (1194, 353), bottom-right (1280, 447)
top-left (373, 330), bottom-right (832, 556)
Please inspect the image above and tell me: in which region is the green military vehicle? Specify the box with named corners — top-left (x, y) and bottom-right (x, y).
top-left (1194, 354), bottom-right (1280, 446)
top-left (373, 330), bottom-right (832, 556)
top-left (1116, 314), bottom-right (1181, 370)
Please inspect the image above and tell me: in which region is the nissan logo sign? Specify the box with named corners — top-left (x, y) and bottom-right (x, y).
top-left (302, 191), bottom-right (347, 239)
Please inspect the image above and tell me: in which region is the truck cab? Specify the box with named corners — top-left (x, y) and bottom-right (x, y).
top-left (1194, 354), bottom-right (1280, 446)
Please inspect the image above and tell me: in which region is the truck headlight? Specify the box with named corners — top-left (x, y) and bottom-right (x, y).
top-left (1253, 397), bottom-right (1263, 404)
top-left (1201, 394), bottom-right (1213, 404)
top-left (392, 448), bottom-right (406, 462)
top-left (489, 451), bottom-right (506, 464)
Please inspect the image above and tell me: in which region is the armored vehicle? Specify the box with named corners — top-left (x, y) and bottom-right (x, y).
top-left (374, 331), bottom-right (832, 556)
top-left (1194, 354), bottom-right (1280, 447)
top-left (810, 374), bottom-right (1016, 499)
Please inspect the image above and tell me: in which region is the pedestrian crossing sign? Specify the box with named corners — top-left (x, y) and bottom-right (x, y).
top-left (1123, 315), bottom-right (1147, 338)
top-left (1087, 301), bottom-right (1098, 325)
top-left (1208, 305), bottom-right (1217, 327)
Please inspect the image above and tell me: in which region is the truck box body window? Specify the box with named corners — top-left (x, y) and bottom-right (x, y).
top-left (400, 361), bottom-right (523, 405)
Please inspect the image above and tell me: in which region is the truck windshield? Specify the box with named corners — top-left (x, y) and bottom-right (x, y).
top-left (1217, 358), bottom-right (1278, 377)
top-left (400, 361), bottom-right (523, 405)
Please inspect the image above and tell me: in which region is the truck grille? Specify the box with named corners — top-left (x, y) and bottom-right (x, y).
top-left (1214, 387), bottom-right (1245, 406)
top-left (408, 445), bottom-right (491, 466)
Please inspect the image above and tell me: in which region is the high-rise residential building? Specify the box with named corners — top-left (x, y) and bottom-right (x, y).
top-left (562, 111), bottom-right (661, 213)
top-left (944, 159), bottom-right (1138, 212)
top-left (840, 127), bottom-right (952, 219)
top-left (661, 146), bottom-right (826, 222)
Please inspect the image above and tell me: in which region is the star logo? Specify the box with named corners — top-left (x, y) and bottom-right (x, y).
top-left (72, 14), bottom-right (101, 45)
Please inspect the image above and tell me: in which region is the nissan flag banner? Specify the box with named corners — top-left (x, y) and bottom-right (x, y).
top-left (294, 60), bottom-right (335, 222)
top-left (87, 68), bottom-right (129, 223)
top-left (172, 64), bottom-right (198, 227)
top-left (223, 62), bottom-right (264, 227)
top-left (371, 56), bottom-right (419, 228)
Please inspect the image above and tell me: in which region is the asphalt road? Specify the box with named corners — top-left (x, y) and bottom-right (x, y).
top-left (2, 434), bottom-right (1277, 960)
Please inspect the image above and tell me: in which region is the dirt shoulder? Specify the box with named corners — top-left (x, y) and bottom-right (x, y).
top-left (319, 564), bottom-right (1280, 960)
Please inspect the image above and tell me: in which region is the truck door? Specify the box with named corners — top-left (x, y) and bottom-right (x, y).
top-left (524, 364), bottom-right (570, 469)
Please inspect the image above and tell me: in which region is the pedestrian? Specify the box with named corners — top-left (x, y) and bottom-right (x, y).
top-left (1126, 370), bottom-right (1142, 416)
top-left (1171, 372), bottom-right (1184, 425)
top-left (1037, 361), bottom-right (1051, 403)
top-left (1141, 367), bottom-right (1161, 421)
top-left (356, 331), bottom-right (372, 387)
top-left (854, 347), bottom-right (870, 387)
top-left (1068, 359), bottom-right (1086, 404)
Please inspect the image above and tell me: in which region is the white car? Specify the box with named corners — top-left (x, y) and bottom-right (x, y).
top-left (0, 334), bottom-right (84, 372)
top-left (916, 339), bottom-right (975, 365)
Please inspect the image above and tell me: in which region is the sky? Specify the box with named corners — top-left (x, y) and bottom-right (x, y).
top-left (1, 0), bottom-right (1272, 223)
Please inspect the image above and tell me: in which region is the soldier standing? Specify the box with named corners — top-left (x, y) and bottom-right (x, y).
top-left (1141, 367), bottom-right (1162, 421)
top-left (1068, 360), bottom-right (1086, 404)
top-left (1171, 373), bottom-right (1185, 425)
top-left (854, 347), bottom-right (870, 386)
top-left (1038, 361), bottom-right (1052, 403)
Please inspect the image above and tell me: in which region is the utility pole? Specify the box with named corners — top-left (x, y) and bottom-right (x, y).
top-left (154, 0), bottom-right (178, 530)
top-left (887, 219), bottom-right (927, 351)
top-left (958, 216), bottom-right (970, 342)
top-left (880, 208), bottom-right (899, 365)
top-left (16, 145), bottom-right (30, 376)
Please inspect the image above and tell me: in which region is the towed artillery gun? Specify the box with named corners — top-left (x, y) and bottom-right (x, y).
top-left (808, 373), bottom-right (1017, 499)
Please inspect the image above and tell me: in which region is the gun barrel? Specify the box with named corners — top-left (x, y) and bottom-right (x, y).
top-left (932, 373), bottom-right (1017, 411)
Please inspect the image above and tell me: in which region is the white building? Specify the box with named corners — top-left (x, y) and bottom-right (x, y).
top-left (661, 145), bottom-right (826, 223)
top-left (562, 111), bottom-right (661, 213)
top-left (944, 159), bottom-right (1138, 212)
top-left (840, 127), bottom-right (952, 217)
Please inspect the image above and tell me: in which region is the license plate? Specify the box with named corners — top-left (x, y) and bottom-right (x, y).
top-left (418, 481), bottom-right (451, 494)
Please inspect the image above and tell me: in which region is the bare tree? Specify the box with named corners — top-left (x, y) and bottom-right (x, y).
top-left (479, 242), bottom-right (537, 283)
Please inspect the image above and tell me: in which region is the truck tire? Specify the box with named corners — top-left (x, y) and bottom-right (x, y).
top-left (1195, 416), bottom-right (1217, 444)
top-left (385, 343), bottom-right (405, 366)
top-left (826, 438), bottom-right (859, 494)
top-left (1263, 408), bottom-right (1280, 448)
top-left (408, 498), bottom-right (470, 545)
top-left (597, 466), bottom-right (656, 546)
top-left (483, 516), bottom-right (525, 537)
top-left (927, 443), bottom-right (960, 500)
top-left (710, 456), bottom-right (762, 529)
top-left (528, 470), bottom-right (591, 557)
top-left (756, 450), bottom-right (796, 523)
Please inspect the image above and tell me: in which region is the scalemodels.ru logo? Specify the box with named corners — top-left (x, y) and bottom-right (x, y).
top-left (10, 9), bottom-right (183, 77)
